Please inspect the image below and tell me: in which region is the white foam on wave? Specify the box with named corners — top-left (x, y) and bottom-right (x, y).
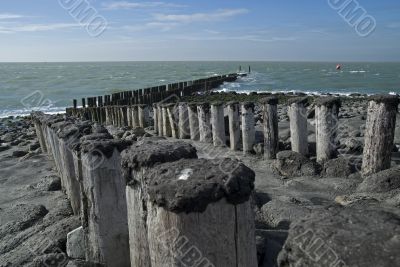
top-left (349, 70), bottom-right (367, 74)
top-left (0, 106), bottom-right (66, 118)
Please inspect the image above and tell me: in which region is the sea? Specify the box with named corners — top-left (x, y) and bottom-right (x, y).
top-left (0, 61), bottom-right (399, 118)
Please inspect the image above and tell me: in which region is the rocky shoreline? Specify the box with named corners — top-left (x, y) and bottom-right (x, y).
top-left (1, 92), bottom-right (400, 266)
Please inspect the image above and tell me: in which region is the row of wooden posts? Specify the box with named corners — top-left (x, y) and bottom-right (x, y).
top-left (31, 111), bottom-right (257, 266)
top-left (69, 73), bottom-right (240, 110)
top-left (69, 94), bottom-right (399, 178)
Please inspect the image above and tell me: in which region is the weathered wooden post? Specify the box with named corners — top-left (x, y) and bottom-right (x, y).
top-left (157, 104), bottom-right (163, 136)
top-left (146, 158), bottom-right (257, 267)
top-left (211, 101), bottom-right (226, 147)
top-left (362, 95), bottom-right (399, 176)
top-left (178, 102), bottom-right (190, 139)
top-left (227, 101), bottom-right (240, 151)
top-left (260, 97), bottom-right (279, 159)
top-left (131, 105), bottom-right (139, 128)
top-left (197, 102), bottom-right (212, 143)
top-left (138, 104), bottom-right (149, 128)
top-left (166, 103), bottom-right (179, 138)
top-left (241, 102), bottom-right (255, 154)
top-left (288, 97), bottom-right (309, 156)
top-left (315, 97), bottom-right (341, 163)
top-left (153, 103), bottom-right (159, 134)
top-left (162, 104), bottom-right (172, 137)
top-left (127, 106), bottom-right (133, 127)
top-left (188, 103), bottom-right (200, 141)
top-left (121, 140), bottom-right (197, 267)
top-left (31, 112), bottom-right (48, 153)
top-left (80, 137), bottom-right (132, 266)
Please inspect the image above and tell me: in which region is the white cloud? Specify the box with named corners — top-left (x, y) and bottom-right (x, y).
top-left (0, 13), bottom-right (24, 20)
top-left (123, 22), bottom-right (178, 32)
top-left (153, 8), bottom-right (249, 23)
top-left (0, 23), bottom-right (80, 33)
top-left (102, 1), bottom-right (185, 10)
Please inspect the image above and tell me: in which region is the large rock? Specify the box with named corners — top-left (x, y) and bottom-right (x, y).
top-left (273, 151), bottom-right (320, 178)
top-left (67, 227), bottom-right (85, 259)
top-left (321, 157), bottom-right (352, 178)
top-left (278, 206), bottom-right (400, 267)
top-left (259, 200), bottom-right (313, 229)
top-left (357, 166), bottom-right (400, 193)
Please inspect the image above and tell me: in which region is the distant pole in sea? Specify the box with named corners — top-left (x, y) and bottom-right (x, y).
top-left (249, 65), bottom-right (251, 73)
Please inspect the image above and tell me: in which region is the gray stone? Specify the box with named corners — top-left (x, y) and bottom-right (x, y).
top-left (12, 150), bottom-right (28, 158)
top-left (357, 166), bottom-right (400, 193)
top-left (278, 206), bottom-right (400, 267)
top-left (259, 200), bottom-right (313, 229)
top-left (67, 226), bottom-right (85, 259)
top-left (273, 151), bottom-right (320, 178)
top-left (321, 157), bottom-right (352, 178)
top-left (0, 145), bottom-right (10, 152)
top-left (253, 143), bottom-right (264, 156)
top-left (29, 142), bottom-right (41, 152)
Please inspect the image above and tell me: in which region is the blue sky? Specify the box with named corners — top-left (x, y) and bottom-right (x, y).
top-left (0, 0), bottom-right (399, 62)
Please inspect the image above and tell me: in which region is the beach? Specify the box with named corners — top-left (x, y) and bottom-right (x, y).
top-left (1, 92), bottom-right (399, 266)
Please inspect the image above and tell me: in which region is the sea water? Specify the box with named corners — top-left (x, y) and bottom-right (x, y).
top-left (0, 61), bottom-right (399, 117)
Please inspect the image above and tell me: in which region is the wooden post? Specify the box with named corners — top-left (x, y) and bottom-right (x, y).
top-left (166, 103), bottom-right (179, 138)
top-left (157, 104), bottom-right (163, 137)
top-left (288, 97), bottom-right (309, 156)
top-left (82, 98), bottom-right (86, 108)
top-left (241, 102), bottom-right (255, 154)
top-left (188, 103), bottom-right (200, 141)
top-left (73, 99), bottom-right (77, 109)
top-left (211, 101), bottom-right (226, 147)
top-left (315, 97), bottom-right (341, 163)
top-left (80, 137), bottom-right (131, 266)
top-left (162, 104), bottom-right (172, 137)
top-left (227, 101), bottom-right (240, 151)
top-left (121, 140), bottom-right (197, 267)
top-left (197, 102), bottom-right (212, 143)
top-left (146, 158), bottom-right (257, 267)
top-left (138, 104), bottom-right (149, 128)
top-left (153, 103), bottom-right (158, 134)
top-left (260, 97), bottom-right (279, 159)
top-left (362, 95), bottom-right (399, 176)
top-left (178, 102), bottom-right (190, 139)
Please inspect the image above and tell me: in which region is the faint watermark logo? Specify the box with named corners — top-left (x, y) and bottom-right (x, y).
top-left (328, 0), bottom-right (376, 37)
top-left (21, 90), bottom-right (52, 111)
top-left (58, 0), bottom-right (108, 37)
top-left (294, 229), bottom-right (347, 267)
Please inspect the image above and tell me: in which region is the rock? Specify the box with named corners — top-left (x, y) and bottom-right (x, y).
top-left (67, 226), bottom-right (85, 259)
top-left (278, 206), bottom-right (400, 267)
top-left (131, 127), bottom-right (146, 137)
top-left (29, 253), bottom-right (69, 267)
top-left (12, 150), bottom-right (28, 158)
top-left (0, 145), bottom-right (10, 152)
top-left (10, 140), bottom-right (22, 146)
top-left (1, 133), bottom-right (16, 142)
top-left (253, 143), bottom-right (264, 156)
top-left (321, 157), bottom-right (352, 178)
top-left (344, 138), bottom-right (363, 153)
top-left (357, 166), bottom-right (400, 193)
top-left (273, 151), bottom-right (320, 178)
top-left (259, 200), bottom-right (313, 229)
top-left (29, 142), bottom-right (41, 152)
top-left (256, 229), bottom-right (289, 267)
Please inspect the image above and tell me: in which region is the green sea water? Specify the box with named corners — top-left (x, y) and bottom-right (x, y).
top-left (0, 61), bottom-right (399, 117)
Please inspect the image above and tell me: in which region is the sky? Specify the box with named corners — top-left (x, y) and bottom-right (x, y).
top-left (0, 0), bottom-right (399, 62)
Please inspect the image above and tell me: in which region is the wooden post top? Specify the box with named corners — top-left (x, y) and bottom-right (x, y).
top-left (259, 96), bottom-right (279, 105)
top-left (315, 97), bottom-right (342, 108)
top-left (121, 139), bottom-right (197, 175)
top-left (369, 94), bottom-right (399, 108)
top-left (287, 96), bottom-right (309, 106)
top-left (146, 158), bottom-right (255, 213)
top-left (79, 135), bottom-right (132, 158)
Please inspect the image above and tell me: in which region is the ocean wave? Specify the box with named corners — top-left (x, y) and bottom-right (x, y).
top-left (349, 70), bottom-right (367, 73)
top-left (0, 106), bottom-right (66, 118)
